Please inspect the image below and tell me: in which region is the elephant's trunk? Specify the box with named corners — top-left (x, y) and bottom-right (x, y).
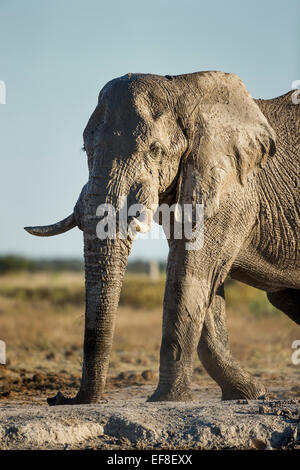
top-left (26, 171), bottom-right (153, 404)
top-left (75, 190), bottom-right (132, 403)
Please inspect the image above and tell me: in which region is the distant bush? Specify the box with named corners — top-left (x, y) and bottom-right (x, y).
top-left (0, 273), bottom-right (164, 309)
top-left (0, 262), bottom-right (280, 315)
top-left (0, 284), bottom-right (85, 306)
top-left (127, 260), bottom-right (166, 274)
top-left (34, 258), bottom-right (84, 272)
top-left (120, 277), bottom-right (165, 309)
top-left (0, 255), bottom-right (166, 275)
top-left (226, 280), bottom-right (280, 316)
top-left (248, 298), bottom-right (280, 317)
top-left (0, 255), bottom-right (84, 274)
top-left (0, 255), bottom-right (35, 274)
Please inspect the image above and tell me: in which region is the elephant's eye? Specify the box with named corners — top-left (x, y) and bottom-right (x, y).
top-left (82, 144), bottom-right (86, 152)
top-left (150, 141), bottom-right (163, 158)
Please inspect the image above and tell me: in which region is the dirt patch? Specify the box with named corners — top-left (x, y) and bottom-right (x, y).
top-left (1, 363), bottom-right (300, 406)
top-left (0, 364), bottom-right (158, 404)
top-left (0, 271), bottom-right (299, 449)
top-left (0, 385), bottom-right (299, 450)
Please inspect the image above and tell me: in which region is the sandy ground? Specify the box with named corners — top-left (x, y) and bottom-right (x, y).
top-left (0, 385), bottom-right (299, 450)
top-left (0, 301), bottom-right (299, 406)
top-left (0, 272), bottom-right (299, 449)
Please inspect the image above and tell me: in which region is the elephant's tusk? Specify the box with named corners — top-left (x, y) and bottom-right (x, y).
top-left (132, 218), bottom-right (149, 233)
top-left (24, 213), bottom-right (77, 237)
top-left (132, 209), bottom-right (153, 233)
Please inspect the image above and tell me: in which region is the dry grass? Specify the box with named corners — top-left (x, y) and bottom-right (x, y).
top-left (0, 271), bottom-right (299, 403)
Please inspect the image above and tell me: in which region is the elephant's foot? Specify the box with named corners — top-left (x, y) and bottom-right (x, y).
top-left (47, 392), bottom-right (78, 406)
top-left (47, 391), bottom-right (102, 406)
top-left (221, 381), bottom-right (267, 401)
top-left (147, 386), bottom-right (194, 402)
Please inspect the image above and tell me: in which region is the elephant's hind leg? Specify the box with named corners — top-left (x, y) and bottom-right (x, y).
top-left (267, 289), bottom-right (300, 325)
top-left (197, 285), bottom-right (266, 400)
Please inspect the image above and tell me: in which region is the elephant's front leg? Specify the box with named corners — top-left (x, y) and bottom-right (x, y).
top-left (148, 267), bottom-right (208, 402)
top-left (198, 284), bottom-right (266, 400)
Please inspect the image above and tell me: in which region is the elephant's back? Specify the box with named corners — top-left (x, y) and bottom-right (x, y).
top-left (255, 91), bottom-right (299, 154)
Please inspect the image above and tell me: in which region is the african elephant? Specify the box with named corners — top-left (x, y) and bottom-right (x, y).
top-left (25, 71), bottom-right (300, 405)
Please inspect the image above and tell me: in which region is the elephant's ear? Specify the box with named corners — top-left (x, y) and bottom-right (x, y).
top-left (175, 72), bottom-right (276, 218)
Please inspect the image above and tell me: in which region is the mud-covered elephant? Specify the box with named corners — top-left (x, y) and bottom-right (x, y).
top-left (25, 71), bottom-right (300, 405)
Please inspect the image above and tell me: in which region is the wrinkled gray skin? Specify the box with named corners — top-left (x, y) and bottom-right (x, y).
top-left (25, 72), bottom-right (300, 405)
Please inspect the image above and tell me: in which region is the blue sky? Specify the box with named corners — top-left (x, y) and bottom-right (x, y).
top-left (0, 0), bottom-right (299, 260)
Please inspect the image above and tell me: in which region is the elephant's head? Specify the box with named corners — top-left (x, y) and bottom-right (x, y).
top-left (25, 71), bottom-right (276, 404)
